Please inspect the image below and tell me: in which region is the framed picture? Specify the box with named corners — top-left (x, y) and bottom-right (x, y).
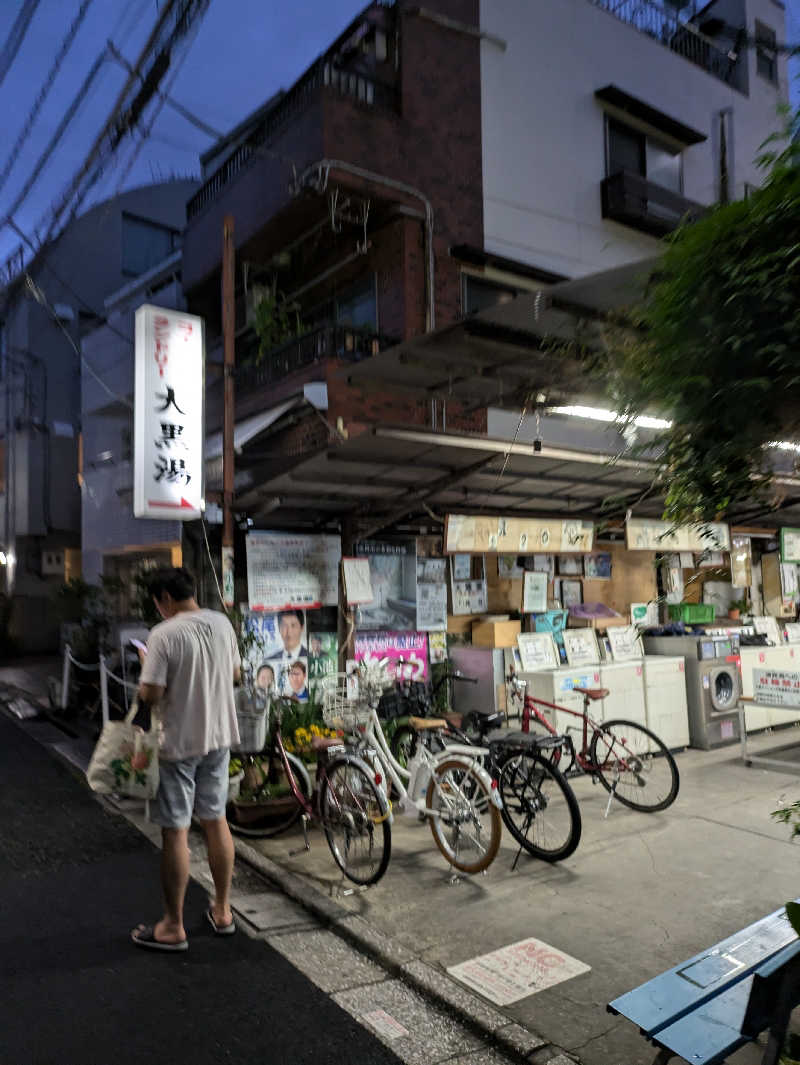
top-left (584, 553), bottom-right (612, 580)
top-left (522, 570), bottom-right (548, 613)
top-left (561, 579), bottom-right (582, 608)
top-left (517, 632), bottom-right (560, 672)
top-left (607, 625), bottom-right (643, 661)
top-left (562, 629), bottom-right (600, 667)
top-left (558, 555), bottom-right (583, 576)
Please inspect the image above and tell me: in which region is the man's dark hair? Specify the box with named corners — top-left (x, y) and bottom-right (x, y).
top-left (278, 609), bottom-right (304, 626)
top-left (146, 566), bottom-right (196, 603)
top-left (290, 660), bottom-right (307, 676)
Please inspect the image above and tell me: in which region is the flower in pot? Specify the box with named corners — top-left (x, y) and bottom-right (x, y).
top-left (728, 596), bottom-right (750, 620)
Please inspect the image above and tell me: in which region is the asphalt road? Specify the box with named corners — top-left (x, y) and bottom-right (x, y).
top-left (0, 712), bottom-right (404, 1065)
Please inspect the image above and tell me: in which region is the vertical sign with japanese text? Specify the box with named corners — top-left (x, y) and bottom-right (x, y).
top-left (134, 304), bottom-right (204, 519)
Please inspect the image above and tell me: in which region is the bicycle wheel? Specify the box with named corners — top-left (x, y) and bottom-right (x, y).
top-left (321, 757), bottom-right (391, 886)
top-left (497, 749), bottom-right (581, 862)
top-left (426, 758), bottom-right (502, 874)
top-left (589, 719), bottom-right (679, 812)
top-left (226, 751), bottom-right (310, 839)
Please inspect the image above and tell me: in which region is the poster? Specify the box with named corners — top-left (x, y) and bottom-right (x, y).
top-left (731, 536), bottom-right (752, 589)
top-left (584, 553), bottom-right (612, 580)
top-left (246, 532), bottom-right (341, 611)
top-left (753, 669), bottom-right (800, 707)
top-left (428, 631), bottom-right (447, 664)
top-left (415, 557), bottom-right (448, 632)
top-left (342, 558), bottom-right (373, 605)
top-left (781, 529), bottom-right (800, 564)
top-left (448, 936), bottom-right (590, 1006)
top-left (562, 629), bottom-right (600, 667)
top-left (498, 555), bottom-right (524, 579)
top-left (355, 540), bottom-right (417, 630)
top-left (558, 555), bottom-right (583, 576)
top-left (607, 626), bottom-right (643, 661)
top-left (450, 556), bottom-right (488, 616)
top-left (308, 632), bottom-right (338, 697)
top-left (561, 579), bottom-right (582, 608)
top-left (243, 609), bottom-right (309, 700)
top-left (452, 554), bottom-right (472, 580)
top-left (523, 571), bottom-right (548, 613)
top-left (354, 631), bottom-right (429, 681)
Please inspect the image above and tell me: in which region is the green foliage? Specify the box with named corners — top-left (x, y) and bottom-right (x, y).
top-left (54, 577), bottom-right (121, 662)
top-left (591, 110), bottom-right (800, 524)
top-left (772, 799), bottom-right (800, 839)
top-left (252, 286), bottom-right (305, 362)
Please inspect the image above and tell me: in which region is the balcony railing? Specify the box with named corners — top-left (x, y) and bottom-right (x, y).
top-left (187, 62), bottom-right (398, 221)
top-left (601, 170), bottom-right (707, 236)
top-left (589, 0), bottom-right (742, 87)
top-left (235, 323), bottom-right (397, 391)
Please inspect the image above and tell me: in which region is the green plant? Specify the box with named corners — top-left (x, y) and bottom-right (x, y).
top-left (729, 596), bottom-right (750, 614)
top-left (252, 285), bottom-right (305, 361)
top-left (226, 605), bottom-right (263, 674)
top-left (566, 107), bottom-right (800, 525)
top-left (54, 576), bottom-right (120, 662)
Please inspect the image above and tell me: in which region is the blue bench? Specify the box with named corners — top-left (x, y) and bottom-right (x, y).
top-left (608, 903), bottom-right (800, 1064)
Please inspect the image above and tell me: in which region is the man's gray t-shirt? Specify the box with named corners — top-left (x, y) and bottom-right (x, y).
top-left (140, 608), bottom-right (241, 761)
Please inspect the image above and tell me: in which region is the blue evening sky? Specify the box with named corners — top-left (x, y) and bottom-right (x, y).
top-left (0, 0), bottom-right (797, 268)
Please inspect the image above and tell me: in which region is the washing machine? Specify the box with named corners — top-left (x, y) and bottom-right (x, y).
top-left (642, 656), bottom-right (690, 750)
top-left (643, 634), bottom-right (741, 749)
top-left (739, 644), bottom-right (800, 731)
top-left (517, 665), bottom-right (606, 742)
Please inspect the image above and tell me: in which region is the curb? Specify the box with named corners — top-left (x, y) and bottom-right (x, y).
top-left (231, 836), bottom-right (554, 1064)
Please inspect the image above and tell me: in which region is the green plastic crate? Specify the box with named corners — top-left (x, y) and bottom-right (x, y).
top-left (667, 603), bottom-right (716, 624)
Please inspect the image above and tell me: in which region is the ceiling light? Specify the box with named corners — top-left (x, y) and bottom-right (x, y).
top-left (548, 405), bottom-right (672, 430)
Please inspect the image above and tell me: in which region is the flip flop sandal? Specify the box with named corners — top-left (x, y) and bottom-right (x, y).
top-left (205, 909), bottom-right (236, 936)
top-left (131, 924), bottom-right (188, 952)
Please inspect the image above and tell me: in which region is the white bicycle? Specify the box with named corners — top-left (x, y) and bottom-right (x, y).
top-left (321, 663), bottom-right (503, 876)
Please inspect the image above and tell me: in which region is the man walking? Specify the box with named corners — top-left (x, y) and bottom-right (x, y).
top-left (131, 566), bottom-right (241, 952)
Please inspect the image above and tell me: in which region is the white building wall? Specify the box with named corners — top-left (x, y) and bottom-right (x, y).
top-left (479, 0), bottom-right (788, 279)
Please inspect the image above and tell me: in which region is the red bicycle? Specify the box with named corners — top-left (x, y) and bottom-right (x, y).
top-left (506, 672), bottom-right (679, 814)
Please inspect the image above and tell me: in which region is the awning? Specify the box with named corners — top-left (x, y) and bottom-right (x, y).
top-left (205, 383), bottom-right (327, 459)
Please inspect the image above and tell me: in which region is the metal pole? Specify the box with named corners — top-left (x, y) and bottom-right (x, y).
top-left (221, 213), bottom-right (235, 608)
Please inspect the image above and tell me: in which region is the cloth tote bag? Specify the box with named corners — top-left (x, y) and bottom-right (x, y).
top-left (86, 700), bottom-right (159, 800)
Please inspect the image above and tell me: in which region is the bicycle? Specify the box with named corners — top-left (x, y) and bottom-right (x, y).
top-left (389, 676), bottom-right (582, 864)
top-left (226, 691), bottom-right (392, 886)
top-left (507, 671), bottom-right (680, 814)
top-left (324, 661), bottom-right (504, 876)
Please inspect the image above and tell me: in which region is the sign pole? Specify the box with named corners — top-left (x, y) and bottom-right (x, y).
top-left (222, 214), bottom-right (235, 609)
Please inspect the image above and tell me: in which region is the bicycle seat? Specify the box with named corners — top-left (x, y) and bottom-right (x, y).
top-left (408, 715), bottom-right (449, 731)
top-left (572, 686), bottom-right (609, 701)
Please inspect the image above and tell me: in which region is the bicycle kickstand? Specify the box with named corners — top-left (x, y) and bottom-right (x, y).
top-left (288, 814), bottom-right (311, 857)
top-left (511, 843), bottom-right (524, 872)
top-left (603, 779), bottom-right (620, 820)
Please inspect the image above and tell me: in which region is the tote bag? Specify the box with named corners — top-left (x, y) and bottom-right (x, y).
top-left (86, 700), bottom-right (160, 800)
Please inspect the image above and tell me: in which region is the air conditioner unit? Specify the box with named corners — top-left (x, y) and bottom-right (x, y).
top-left (42, 549), bottom-right (65, 577)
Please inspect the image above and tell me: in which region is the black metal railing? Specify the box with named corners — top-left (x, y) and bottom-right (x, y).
top-left (235, 323), bottom-right (396, 390)
top-left (187, 62), bottom-right (398, 220)
top-left (589, 0), bottom-right (741, 87)
top-left (601, 170), bottom-right (707, 236)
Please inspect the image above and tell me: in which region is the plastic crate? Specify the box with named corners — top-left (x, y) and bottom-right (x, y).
top-left (667, 603), bottom-right (716, 624)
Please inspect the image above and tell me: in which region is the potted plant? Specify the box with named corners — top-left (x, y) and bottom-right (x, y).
top-left (728, 596), bottom-right (750, 621)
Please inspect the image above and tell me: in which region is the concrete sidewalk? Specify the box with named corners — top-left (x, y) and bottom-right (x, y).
top-left (4, 655), bottom-right (800, 1064)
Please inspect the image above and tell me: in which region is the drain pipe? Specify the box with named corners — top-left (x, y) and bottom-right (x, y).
top-left (295, 159), bottom-right (436, 331)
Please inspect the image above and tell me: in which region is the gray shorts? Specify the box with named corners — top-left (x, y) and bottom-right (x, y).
top-left (153, 748), bottom-right (230, 829)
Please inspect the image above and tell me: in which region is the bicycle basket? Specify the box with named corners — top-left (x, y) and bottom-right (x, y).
top-left (320, 673), bottom-right (372, 732)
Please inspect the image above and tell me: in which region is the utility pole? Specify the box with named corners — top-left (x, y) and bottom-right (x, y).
top-left (221, 214), bottom-right (235, 609)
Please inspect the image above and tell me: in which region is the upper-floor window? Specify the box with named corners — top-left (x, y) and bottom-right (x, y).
top-left (462, 275), bottom-right (520, 316)
top-left (122, 213), bottom-right (179, 277)
top-left (755, 21), bottom-right (777, 83)
top-left (607, 118), bottom-right (682, 194)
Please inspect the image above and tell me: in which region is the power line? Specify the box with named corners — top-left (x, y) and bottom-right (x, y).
top-left (0, 0), bottom-right (42, 91)
top-left (0, 0), bottom-right (96, 200)
top-left (106, 39), bottom-right (222, 140)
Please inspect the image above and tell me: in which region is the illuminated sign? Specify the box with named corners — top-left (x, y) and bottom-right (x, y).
top-left (134, 304), bottom-right (204, 520)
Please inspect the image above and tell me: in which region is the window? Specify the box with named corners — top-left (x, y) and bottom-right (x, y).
top-left (607, 119), bottom-right (682, 193)
top-left (121, 213), bottom-right (179, 277)
top-left (462, 275), bottom-right (520, 316)
top-left (336, 275), bottom-right (377, 329)
top-left (755, 21), bottom-right (777, 83)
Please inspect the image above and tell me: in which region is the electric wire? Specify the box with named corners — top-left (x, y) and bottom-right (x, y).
top-left (201, 516), bottom-right (227, 610)
top-left (0, 0), bottom-right (96, 200)
top-left (0, 0), bottom-right (42, 91)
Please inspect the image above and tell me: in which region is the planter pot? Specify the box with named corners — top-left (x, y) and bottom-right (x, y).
top-left (729, 609), bottom-right (740, 620)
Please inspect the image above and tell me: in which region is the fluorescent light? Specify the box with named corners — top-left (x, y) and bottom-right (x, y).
top-left (767, 441), bottom-right (800, 453)
top-left (0, 553), bottom-right (7, 566)
top-left (549, 405), bottom-right (672, 430)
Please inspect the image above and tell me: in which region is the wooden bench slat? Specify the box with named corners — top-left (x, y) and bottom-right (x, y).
top-left (608, 904), bottom-right (798, 1037)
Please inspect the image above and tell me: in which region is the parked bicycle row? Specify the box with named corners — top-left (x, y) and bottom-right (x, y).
top-left (225, 658), bottom-right (680, 888)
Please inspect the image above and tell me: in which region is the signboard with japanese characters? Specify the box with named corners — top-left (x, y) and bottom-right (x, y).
top-left (444, 515), bottom-right (593, 554)
top-left (134, 305), bottom-right (204, 519)
top-left (625, 518), bottom-right (731, 552)
top-left (753, 669), bottom-right (800, 708)
top-left (246, 532), bottom-right (342, 611)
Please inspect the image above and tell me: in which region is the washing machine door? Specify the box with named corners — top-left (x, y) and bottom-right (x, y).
top-left (709, 665), bottom-right (740, 712)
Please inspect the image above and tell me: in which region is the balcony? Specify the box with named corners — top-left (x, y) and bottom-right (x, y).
top-left (187, 61), bottom-right (398, 222)
top-left (589, 0), bottom-right (743, 89)
top-left (601, 170), bottom-right (707, 237)
top-left (206, 323), bottom-right (399, 427)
